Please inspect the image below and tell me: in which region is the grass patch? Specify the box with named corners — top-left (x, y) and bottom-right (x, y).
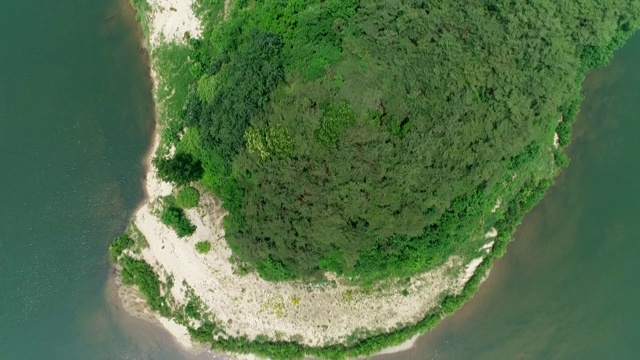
top-left (129, 0), bottom-right (152, 39)
top-left (152, 43), bottom-right (195, 138)
top-left (176, 186), bottom-right (200, 208)
top-left (125, 222), bottom-right (149, 253)
top-left (195, 240), bottom-right (211, 254)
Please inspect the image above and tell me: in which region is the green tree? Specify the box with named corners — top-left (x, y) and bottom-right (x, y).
top-left (154, 152), bottom-right (204, 186)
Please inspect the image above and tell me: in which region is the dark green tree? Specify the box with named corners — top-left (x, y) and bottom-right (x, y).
top-left (154, 152), bottom-right (204, 186)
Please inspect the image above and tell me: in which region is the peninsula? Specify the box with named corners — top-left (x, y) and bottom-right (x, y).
top-left (112, 0), bottom-right (640, 358)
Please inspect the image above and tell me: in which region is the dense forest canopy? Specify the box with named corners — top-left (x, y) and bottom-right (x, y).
top-left (157, 0), bottom-right (640, 281)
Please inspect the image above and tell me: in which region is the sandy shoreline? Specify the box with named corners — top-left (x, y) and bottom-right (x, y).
top-left (114, 0), bottom-right (496, 358)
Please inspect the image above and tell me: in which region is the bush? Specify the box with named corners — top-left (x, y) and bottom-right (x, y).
top-left (257, 257), bottom-right (295, 281)
top-left (176, 186), bottom-right (200, 208)
top-left (160, 205), bottom-right (197, 237)
top-left (119, 255), bottom-right (168, 314)
top-left (109, 234), bottom-right (133, 262)
top-left (184, 300), bottom-right (201, 319)
top-left (554, 149), bottom-right (570, 168)
top-left (188, 321), bottom-right (218, 343)
top-left (556, 122), bottom-right (572, 147)
top-left (195, 241), bottom-right (212, 254)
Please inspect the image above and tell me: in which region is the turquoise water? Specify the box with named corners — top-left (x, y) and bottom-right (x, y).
top-left (381, 32), bottom-right (640, 360)
top-left (1, 1), bottom-right (639, 359)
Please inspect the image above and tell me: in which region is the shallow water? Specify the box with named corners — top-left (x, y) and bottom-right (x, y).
top-left (1, 1), bottom-right (639, 359)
